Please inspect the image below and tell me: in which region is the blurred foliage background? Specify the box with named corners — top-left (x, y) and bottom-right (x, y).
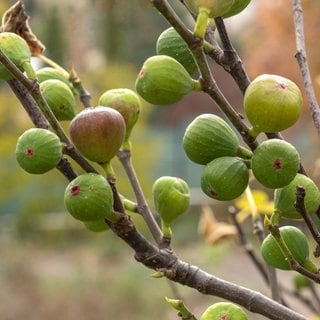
top-left (0, 0), bottom-right (320, 319)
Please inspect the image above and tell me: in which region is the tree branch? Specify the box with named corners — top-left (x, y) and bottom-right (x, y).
top-left (292, 0), bottom-right (320, 134)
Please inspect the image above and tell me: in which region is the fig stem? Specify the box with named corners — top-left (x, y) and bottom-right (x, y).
top-left (193, 8), bottom-right (209, 38)
top-left (117, 149), bottom-right (164, 246)
top-left (165, 297), bottom-right (197, 320)
top-left (100, 161), bottom-right (116, 180)
top-left (237, 146), bottom-right (252, 159)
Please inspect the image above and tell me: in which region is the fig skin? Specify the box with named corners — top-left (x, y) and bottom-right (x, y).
top-left (64, 173), bottom-right (114, 222)
top-left (261, 226), bottom-right (309, 270)
top-left (152, 176), bottom-right (190, 225)
top-left (222, 0), bottom-right (251, 18)
top-left (98, 88), bottom-right (141, 144)
top-left (274, 173), bottom-right (320, 219)
top-left (183, 113), bottom-right (244, 165)
top-left (184, 0), bottom-right (234, 17)
top-left (201, 157), bottom-right (249, 201)
top-left (156, 27), bottom-right (198, 76)
top-left (135, 55), bottom-right (199, 105)
top-left (0, 32), bottom-right (33, 80)
top-left (200, 302), bottom-right (248, 320)
top-left (40, 79), bottom-right (77, 121)
top-left (69, 106), bottom-right (126, 164)
top-left (84, 219), bottom-right (110, 232)
top-left (15, 128), bottom-right (63, 174)
top-left (36, 67), bottom-right (70, 85)
top-left (244, 74), bottom-right (303, 136)
top-left (251, 139), bottom-right (300, 189)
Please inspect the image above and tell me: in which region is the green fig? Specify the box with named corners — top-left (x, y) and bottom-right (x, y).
top-left (0, 32), bottom-right (35, 80)
top-left (84, 219), bottom-right (110, 233)
top-left (36, 67), bottom-right (69, 84)
top-left (244, 74), bottom-right (303, 137)
top-left (98, 88), bottom-right (141, 148)
top-left (69, 106), bottom-right (125, 165)
top-left (200, 302), bottom-right (248, 320)
top-left (222, 0), bottom-right (251, 18)
top-left (152, 176), bottom-right (190, 238)
top-left (184, 0), bottom-right (234, 38)
top-left (40, 79), bottom-right (77, 121)
top-left (183, 113), bottom-right (251, 165)
top-left (15, 128), bottom-right (63, 174)
top-left (293, 273), bottom-right (310, 291)
top-left (135, 55), bottom-right (200, 105)
top-left (64, 173), bottom-right (115, 222)
top-left (201, 157), bottom-right (249, 201)
top-left (261, 226), bottom-right (310, 270)
top-left (274, 173), bottom-right (320, 219)
top-left (156, 27), bottom-right (198, 76)
top-left (251, 139), bottom-right (300, 189)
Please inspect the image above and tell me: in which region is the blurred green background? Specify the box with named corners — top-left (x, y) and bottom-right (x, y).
top-left (1, 0), bottom-right (320, 319)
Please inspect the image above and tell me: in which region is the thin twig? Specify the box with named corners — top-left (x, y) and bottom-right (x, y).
top-left (292, 0), bottom-right (320, 134)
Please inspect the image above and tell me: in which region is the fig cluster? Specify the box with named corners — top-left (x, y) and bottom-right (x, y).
top-left (183, 113), bottom-right (251, 201)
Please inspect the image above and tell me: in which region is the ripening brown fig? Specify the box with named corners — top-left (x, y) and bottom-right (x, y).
top-left (15, 128), bottom-right (63, 174)
top-left (69, 106), bottom-right (126, 165)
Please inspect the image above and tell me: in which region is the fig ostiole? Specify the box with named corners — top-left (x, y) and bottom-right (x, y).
top-left (261, 226), bottom-right (312, 271)
top-left (0, 32), bottom-right (36, 80)
top-left (15, 128), bottom-right (63, 174)
top-left (69, 106), bottom-right (126, 167)
top-left (251, 139), bottom-right (300, 189)
top-left (156, 27), bottom-right (198, 76)
top-left (98, 88), bottom-right (141, 150)
top-left (183, 113), bottom-right (252, 165)
top-left (244, 74), bottom-right (303, 137)
top-left (184, 0), bottom-right (234, 38)
top-left (152, 176), bottom-right (190, 238)
top-left (201, 157), bottom-right (249, 201)
top-left (40, 79), bottom-right (77, 121)
top-left (135, 55), bottom-right (201, 105)
top-left (274, 173), bottom-right (320, 220)
top-left (64, 173), bottom-right (116, 222)
top-left (200, 302), bottom-right (248, 320)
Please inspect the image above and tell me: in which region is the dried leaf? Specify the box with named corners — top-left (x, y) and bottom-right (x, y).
top-left (0, 0), bottom-right (45, 56)
top-left (198, 206), bottom-right (237, 245)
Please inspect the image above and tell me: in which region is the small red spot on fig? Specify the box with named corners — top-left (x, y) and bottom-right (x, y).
top-left (70, 185), bottom-right (80, 196)
top-left (273, 159), bottom-right (282, 170)
top-left (220, 315), bottom-right (228, 320)
top-left (25, 147), bottom-right (34, 156)
top-left (139, 69), bottom-right (145, 78)
top-left (208, 188), bottom-right (217, 196)
top-left (278, 83), bottom-right (287, 90)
